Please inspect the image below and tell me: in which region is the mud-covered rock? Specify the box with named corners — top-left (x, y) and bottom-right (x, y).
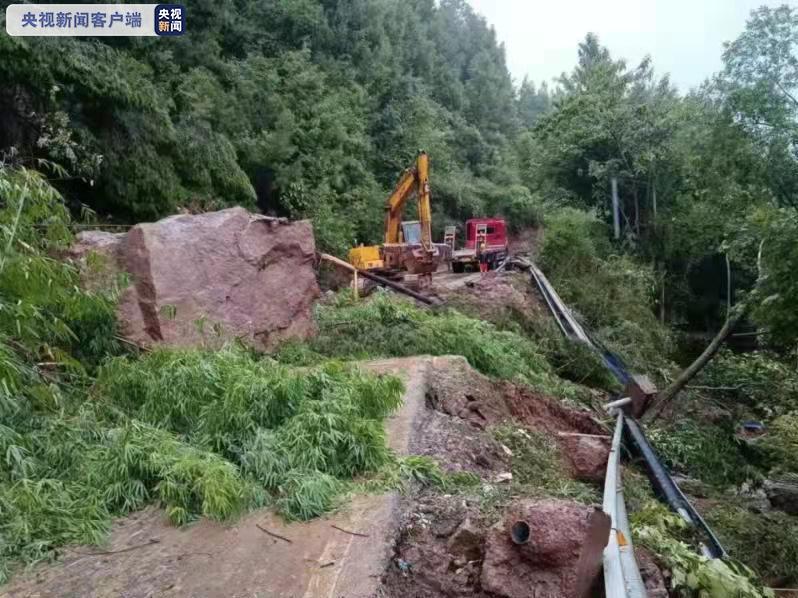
top-left (764, 478), bottom-right (798, 515)
top-left (447, 518), bottom-right (483, 561)
top-left (636, 547), bottom-right (669, 597)
top-left (559, 434), bottom-right (610, 483)
top-left (481, 500), bottom-right (596, 598)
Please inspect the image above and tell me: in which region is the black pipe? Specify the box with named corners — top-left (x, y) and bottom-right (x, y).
top-left (624, 417), bottom-right (727, 559)
top-left (356, 269), bottom-right (438, 306)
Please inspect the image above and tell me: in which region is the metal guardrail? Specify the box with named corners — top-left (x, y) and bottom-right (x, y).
top-left (603, 413), bottom-right (647, 598)
top-left (526, 261), bottom-right (728, 594)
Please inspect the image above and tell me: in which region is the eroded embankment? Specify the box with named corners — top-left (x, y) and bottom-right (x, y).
top-left (2, 356), bottom-right (662, 598)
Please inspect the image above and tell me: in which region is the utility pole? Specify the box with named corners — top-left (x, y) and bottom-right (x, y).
top-left (611, 177), bottom-right (620, 240)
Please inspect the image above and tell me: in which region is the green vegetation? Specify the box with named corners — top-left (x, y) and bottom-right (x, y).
top-left (1, 341), bottom-right (407, 580)
top-left (0, 0), bottom-right (535, 254)
top-left (632, 501), bottom-right (774, 597)
top-left (647, 420), bottom-right (758, 487)
top-left (0, 165), bottom-right (411, 580)
top-left (763, 414), bottom-right (798, 475)
top-left (490, 425), bottom-right (597, 503)
top-left (3, 0), bottom-right (798, 590)
top-left (539, 208), bottom-right (672, 374)
top-left (698, 350), bottom-right (798, 419)
top-left (278, 291), bottom-right (589, 402)
top-left (706, 504), bottom-right (798, 585)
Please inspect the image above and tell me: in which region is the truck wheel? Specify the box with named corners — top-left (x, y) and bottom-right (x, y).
top-left (452, 262), bottom-right (465, 274)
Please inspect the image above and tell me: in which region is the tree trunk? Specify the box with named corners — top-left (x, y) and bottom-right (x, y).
top-left (646, 308), bottom-right (746, 422)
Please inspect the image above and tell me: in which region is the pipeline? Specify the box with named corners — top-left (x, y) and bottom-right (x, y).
top-left (624, 418), bottom-right (727, 559)
top-left (527, 260), bottom-right (727, 563)
top-left (318, 253), bottom-right (438, 306)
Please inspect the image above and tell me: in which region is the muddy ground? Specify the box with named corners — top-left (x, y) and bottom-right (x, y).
top-left (379, 357), bottom-right (651, 598)
top-left (2, 356), bottom-right (664, 598)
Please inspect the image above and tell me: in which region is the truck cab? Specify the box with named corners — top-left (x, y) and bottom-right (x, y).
top-left (448, 217), bottom-right (509, 273)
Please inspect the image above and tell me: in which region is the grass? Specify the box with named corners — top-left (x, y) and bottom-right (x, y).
top-left (647, 419), bottom-right (760, 487)
top-left (277, 291), bottom-right (590, 403)
top-left (705, 503), bottom-right (798, 585)
top-left (490, 425), bottom-right (597, 503)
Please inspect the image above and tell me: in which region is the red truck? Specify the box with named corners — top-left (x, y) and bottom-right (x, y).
top-left (446, 218), bottom-right (509, 273)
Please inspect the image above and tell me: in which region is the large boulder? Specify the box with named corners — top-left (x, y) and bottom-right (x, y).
top-left (72, 208), bottom-right (320, 351)
top-left (764, 478), bottom-right (798, 515)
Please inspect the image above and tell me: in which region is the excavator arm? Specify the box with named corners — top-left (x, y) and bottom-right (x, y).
top-left (383, 151), bottom-right (433, 251)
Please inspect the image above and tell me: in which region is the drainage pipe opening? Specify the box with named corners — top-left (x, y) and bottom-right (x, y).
top-left (511, 521), bottom-right (531, 545)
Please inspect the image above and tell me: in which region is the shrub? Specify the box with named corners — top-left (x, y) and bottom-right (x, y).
top-left (281, 292), bottom-right (589, 402)
top-left (705, 504), bottom-right (798, 585)
top-left (647, 420), bottom-right (758, 487)
top-left (698, 350), bottom-right (798, 419)
top-left (763, 413), bottom-right (798, 474)
top-left (540, 208), bottom-right (672, 372)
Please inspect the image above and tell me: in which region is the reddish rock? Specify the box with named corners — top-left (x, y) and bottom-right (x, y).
top-left (70, 208), bottom-right (320, 351)
top-left (559, 434), bottom-right (611, 483)
top-left (481, 500), bottom-right (597, 598)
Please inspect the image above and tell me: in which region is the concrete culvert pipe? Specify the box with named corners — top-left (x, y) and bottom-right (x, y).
top-left (511, 521), bottom-right (531, 545)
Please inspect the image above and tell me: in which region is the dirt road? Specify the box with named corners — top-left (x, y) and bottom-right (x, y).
top-left (2, 358), bottom-right (431, 598)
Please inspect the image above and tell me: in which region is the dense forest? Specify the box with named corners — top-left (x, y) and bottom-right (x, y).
top-left (1, 0), bottom-right (798, 593)
top-left (2, 0), bottom-right (797, 345)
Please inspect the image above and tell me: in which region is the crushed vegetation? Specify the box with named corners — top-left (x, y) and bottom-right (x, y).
top-left (2, 345), bottom-right (406, 580)
top-left (490, 425), bottom-right (597, 504)
top-left (647, 420), bottom-right (759, 487)
top-left (632, 501), bottom-right (775, 598)
top-left (278, 291), bottom-right (591, 403)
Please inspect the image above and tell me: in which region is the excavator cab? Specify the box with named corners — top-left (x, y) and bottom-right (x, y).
top-left (401, 221), bottom-right (422, 244)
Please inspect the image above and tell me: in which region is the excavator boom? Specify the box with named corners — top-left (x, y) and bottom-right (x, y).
top-left (349, 150), bottom-right (448, 280)
top-left (383, 151), bottom-right (433, 250)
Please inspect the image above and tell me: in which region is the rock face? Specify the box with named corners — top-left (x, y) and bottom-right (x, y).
top-left (71, 208), bottom-right (320, 351)
top-left (481, 500), bottom-right (598, 598)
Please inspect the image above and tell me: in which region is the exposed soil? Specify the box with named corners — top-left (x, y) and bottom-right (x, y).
top-left (3, 356), bottom-right (644, 598)
top-left (380, 357), bottom-right (627, 598)
top-left (382, 496), bottom-right (611, 598)
top-left (430, 272), bottom-right (546, 328)
top-left (422, 356), bottom-right (608, 478)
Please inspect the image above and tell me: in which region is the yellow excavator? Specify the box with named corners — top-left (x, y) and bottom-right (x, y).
top-left (348, 151), bottom-right (449, 282)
